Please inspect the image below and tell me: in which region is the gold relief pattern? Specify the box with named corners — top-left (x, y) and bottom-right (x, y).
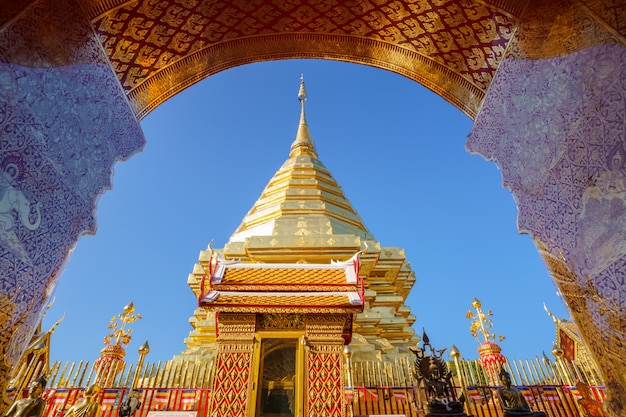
top-left (511, 0), bottom-right (624, 60)
top-left (216, 313), bottom-right (256, 336)
top-left (306, 314), bottom-right (351, 339)
top-left (306, 343), bottom-right (345, 417)
top-left (211, 313), bottom-right (256, 417)
top-left (88, 0), bottom-right (521, 118)
top-left (0, 0), bottom-right (102, 68)
top-left (580, 0), bottom-right (626, 37)
top-left (257, 313), bottom-right (304, 330)
top-left (537, 243), bottom-right (626, 416)
top-left (211, 346), bottom-right (254, 417)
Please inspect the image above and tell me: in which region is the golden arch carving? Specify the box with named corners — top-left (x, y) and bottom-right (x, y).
top-left (83, 0), bottom-right (526, 119)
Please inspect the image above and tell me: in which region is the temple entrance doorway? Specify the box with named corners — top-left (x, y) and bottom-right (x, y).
top-left (252, 335), bottom-right (305, 417)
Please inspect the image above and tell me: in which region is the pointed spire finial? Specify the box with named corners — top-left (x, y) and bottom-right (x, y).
top-left (290, 74), bottom-right (317, 158)
top-left (298, 74), bottom-right (307, 103)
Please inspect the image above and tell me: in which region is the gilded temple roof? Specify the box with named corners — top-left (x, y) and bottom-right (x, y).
top-left (199, 292), bottom-right (363, 313)
top-left (198, 253), bottom-right (364, 313)
top-left (209, 258), bottom-right (359, 292)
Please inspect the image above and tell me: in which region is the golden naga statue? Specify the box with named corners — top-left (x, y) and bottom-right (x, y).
top-left (63, 385), bottom-right (101, 417)
top-left (3, 377), bottom-right (47, 417)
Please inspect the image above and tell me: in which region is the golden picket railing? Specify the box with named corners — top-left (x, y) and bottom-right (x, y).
top-left (5, 355), bottom-right (606, 417)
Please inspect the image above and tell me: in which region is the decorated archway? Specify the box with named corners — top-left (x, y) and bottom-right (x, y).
top-left (1, 1), bottom-right (624, 415)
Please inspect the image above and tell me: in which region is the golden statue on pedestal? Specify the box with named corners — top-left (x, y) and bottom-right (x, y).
top-left (3, 377), bottom-right (46, 417)
top-left (497, 369), bottom-right (545, 417)
top-left (63, 385), bottom-right (101, 417)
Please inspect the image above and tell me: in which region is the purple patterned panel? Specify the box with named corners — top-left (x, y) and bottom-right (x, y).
top-left (0, 62), bottom-right (145, 369)
top-left (466, 44), bottom-right (626, 414)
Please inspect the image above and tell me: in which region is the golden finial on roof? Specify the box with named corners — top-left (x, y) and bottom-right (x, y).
top-left (290, 74), bottom-right (317, 158)
top-left (466, 297), bottom-right (505, 344)
top-left (103, 301), bottom-right (142, 347)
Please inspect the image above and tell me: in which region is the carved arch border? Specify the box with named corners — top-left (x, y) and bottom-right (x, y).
top-left (128, 33), bottom-right (484, 121)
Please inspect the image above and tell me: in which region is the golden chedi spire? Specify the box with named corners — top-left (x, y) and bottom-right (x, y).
top-left (225, 75), bottom-right (375, 263)
top-left (289, 75), bottom-right (317, 158)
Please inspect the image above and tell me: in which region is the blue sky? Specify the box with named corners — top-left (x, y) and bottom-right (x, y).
top-left (43, 59), bottom-right (570, 368)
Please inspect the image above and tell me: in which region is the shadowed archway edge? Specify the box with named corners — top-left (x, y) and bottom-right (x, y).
top-left (129, 33), bottom-right (484, 121)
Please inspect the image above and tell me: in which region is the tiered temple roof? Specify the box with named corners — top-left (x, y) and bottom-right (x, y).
top-left (198, 256), bottom-right (364, 313)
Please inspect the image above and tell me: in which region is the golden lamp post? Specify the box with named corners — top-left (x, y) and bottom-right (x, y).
top-left (466, 298), bottom-right (506, 385)
top-left (94, 302), bottom-right (142, 386)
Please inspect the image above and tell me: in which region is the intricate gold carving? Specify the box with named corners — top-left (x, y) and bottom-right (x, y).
top-left (305, 314), bottom-right (350, 342)
top-left (511, 1), bottom-right (624, 60)
top-left (306, 340), bottom-right (345, 417)
top-left (211, 347), bottom-right (254, 417)
top-left (89, 0), bottom-right (523, 119)
top-left (257, 313), bottom-right (304, 330)
top-left (216, 313), bottom-right (256, 335)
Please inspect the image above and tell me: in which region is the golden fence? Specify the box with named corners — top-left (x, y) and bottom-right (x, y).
top-left (5, 355), bottom-right (605, 417)
top-left (11, 384), bottom-right (604, 417)
top-left (35, 360), bottom-right (216, 390)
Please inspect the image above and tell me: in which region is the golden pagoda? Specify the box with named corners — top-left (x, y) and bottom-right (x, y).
top-left (181, 77), bottom-right (418, 363)
top-left (176, 77), bottom-right (419, 417)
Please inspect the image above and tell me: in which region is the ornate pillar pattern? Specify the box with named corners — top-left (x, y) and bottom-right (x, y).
top-left (466, 2), bottom-right (626, 415)
top-left (210, 313), bottom-right (256, 417)
top-left (305, 314), bottom-right (349, 417)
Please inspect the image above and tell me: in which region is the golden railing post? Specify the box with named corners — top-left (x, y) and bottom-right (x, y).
top-left (343, 346), bottom-right (353, 388)
top-left (552, 344), bottom-right (574, 386)
top-left (343, 346), bottom-right (353, 417)
top-left (450, 345), bottom-right (471, 417)
top-left (133, 341), bottom-right (150, 388)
